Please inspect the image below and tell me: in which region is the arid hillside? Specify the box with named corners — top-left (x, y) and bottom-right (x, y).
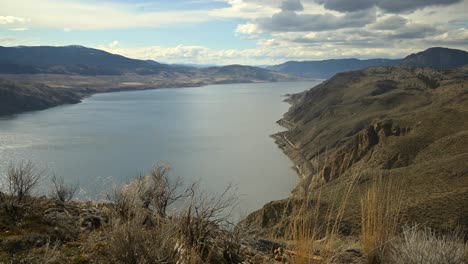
top-left (245, 66), bottom-right (468, 236)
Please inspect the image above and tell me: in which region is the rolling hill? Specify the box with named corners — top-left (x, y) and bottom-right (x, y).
top-left (400, 47), bottom-right (468, 69)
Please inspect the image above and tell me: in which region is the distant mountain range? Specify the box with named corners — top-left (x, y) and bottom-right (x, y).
top-left (0, 45), bottom-right (294, 81)
top-left (268, 47), bottom-right (468, 79)
top-left (268, 58), bottom-right (401, 79)
top-left (0, 45), bottom-right (302, 116)
top-left (1, 45), bottom-right (467, 116)
top-left (0, 45), bottom-right (173, 75)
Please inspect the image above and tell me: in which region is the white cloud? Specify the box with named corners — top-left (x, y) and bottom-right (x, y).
top-left (0, 0), bottom-right (213, 30)
top-left (0, 15), bottom-right (29, 25)
top-left (109, 40), bottom-right (120, 48)
top-left (0, 0), bottom-right (467, 65)
top-left (209, 0), bottom-right (280, 19)
top-left (236, 23), bottom-right (262, 34)
top-left (9, 27), bottom-right (29, 31)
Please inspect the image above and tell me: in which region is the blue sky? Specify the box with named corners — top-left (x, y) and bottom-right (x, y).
top-left (0, 0), bottom-right (467, 65)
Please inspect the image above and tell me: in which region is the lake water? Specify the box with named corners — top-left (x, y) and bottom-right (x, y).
top-left (0, 81), bottom-right (319, 217)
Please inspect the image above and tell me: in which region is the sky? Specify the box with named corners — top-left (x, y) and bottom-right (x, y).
top-left (0, 0), bottom-right (467, 65)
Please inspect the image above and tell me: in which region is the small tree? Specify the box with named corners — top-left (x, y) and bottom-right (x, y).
top-left (50, 174), bottom-right (78, 205)
top-left (5, 161), bottom-right (44, 204)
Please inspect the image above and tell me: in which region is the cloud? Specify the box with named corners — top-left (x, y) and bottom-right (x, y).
top-left (313, 0), bottom-right (463, 13)
top-left (9, 27), bottom-right (29, 31)
top-left (109, 40), bottom-right (120, 48)
top-left (0, 16), bottom-right (29, 25)
top-left (236, 23), bottom-right (261, 34)
top-left (281, 0), bottom-right (304, 11)
top-left (208, 0), bottom-right (279, 19)
top-left (391, 23), bottom-right (441, 39)
top-left (254, 8), bottom-right (377, 32)
top-left (0, 0), bottom-right (213, 30)
top-left (370, 15), bottom-right (408, 30)
top-left (1, 0), bottom-right (467, 65)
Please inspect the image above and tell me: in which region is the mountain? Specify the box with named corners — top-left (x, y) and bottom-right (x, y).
top-left (400, 47), bottom-right (468, 69)
top-left (268, 47), bottom-right (468, 79)
top-left (0, 45), bottom-right (303, 116)
top-left (268, 58), bottom-right (401, 79)
top-left (0, 45), bottom-right (172, 75)
top-left (244, 65), bottom-right (468, 235)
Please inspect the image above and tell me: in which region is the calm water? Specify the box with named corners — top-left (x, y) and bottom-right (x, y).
top-left (0, 81), bottom-right (319, 216)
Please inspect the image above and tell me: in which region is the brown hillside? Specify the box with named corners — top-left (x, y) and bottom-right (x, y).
top-left (244, 66), bottom-right (468, 236)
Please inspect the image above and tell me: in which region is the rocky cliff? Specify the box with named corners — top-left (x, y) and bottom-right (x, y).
top-left (244, 66), bottom-right (468, 236)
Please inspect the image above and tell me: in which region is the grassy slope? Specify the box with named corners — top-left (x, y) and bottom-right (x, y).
top-left (244, 66), bottom-right (468, 236)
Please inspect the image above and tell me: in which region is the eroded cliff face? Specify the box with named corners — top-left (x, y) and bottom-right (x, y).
top-left (244, 66), bottom-right (468, 235)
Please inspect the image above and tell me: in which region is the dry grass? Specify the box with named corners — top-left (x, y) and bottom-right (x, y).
top-left (360, 175), bottom-right (403, 264)
top-left (387, 225), bottom-right (467, 264)
top-left (286, 156), bottom-right (362, 263)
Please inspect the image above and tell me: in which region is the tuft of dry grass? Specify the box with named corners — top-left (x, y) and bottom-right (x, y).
top-left (387, 225), bottom-right (467, 264)
top-left (360, 175), bottom-right (403, 264)
top-left (286, 157), bottom-right (362, 263)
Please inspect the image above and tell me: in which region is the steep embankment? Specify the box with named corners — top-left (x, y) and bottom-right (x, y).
top-left (0, 79), bottom-right (84, 116)
top-left (245, 66), bottom-right (468, 235)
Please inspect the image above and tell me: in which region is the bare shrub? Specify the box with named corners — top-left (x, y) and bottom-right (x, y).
top-left (360, 175), bottom-right (403, 264)
top-left (50, 174), bottom-right (78, 205)
top-left (107, 185), bottom-right (136, 220)
top-left (3, 161), bottom-right (44, 204)
top-left (140, 163), bottom-right (193, 218)
top-left (387, 225), bottom-right (466, 264)
top-left (104, 163), bottom-right (241, 264)
top-left (107, 162), bottom-right (193, 220)
top-left (176, 185), bottom-right (238, 263)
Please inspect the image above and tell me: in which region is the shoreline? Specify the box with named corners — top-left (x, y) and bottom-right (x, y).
top-left (271, 117), bottom-right (314, 197)
top-left (0, 78), bottom-right (314, 117)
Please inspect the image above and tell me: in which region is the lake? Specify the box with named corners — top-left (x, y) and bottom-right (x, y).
top-left (0, 81), bottom-right (319, 217)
